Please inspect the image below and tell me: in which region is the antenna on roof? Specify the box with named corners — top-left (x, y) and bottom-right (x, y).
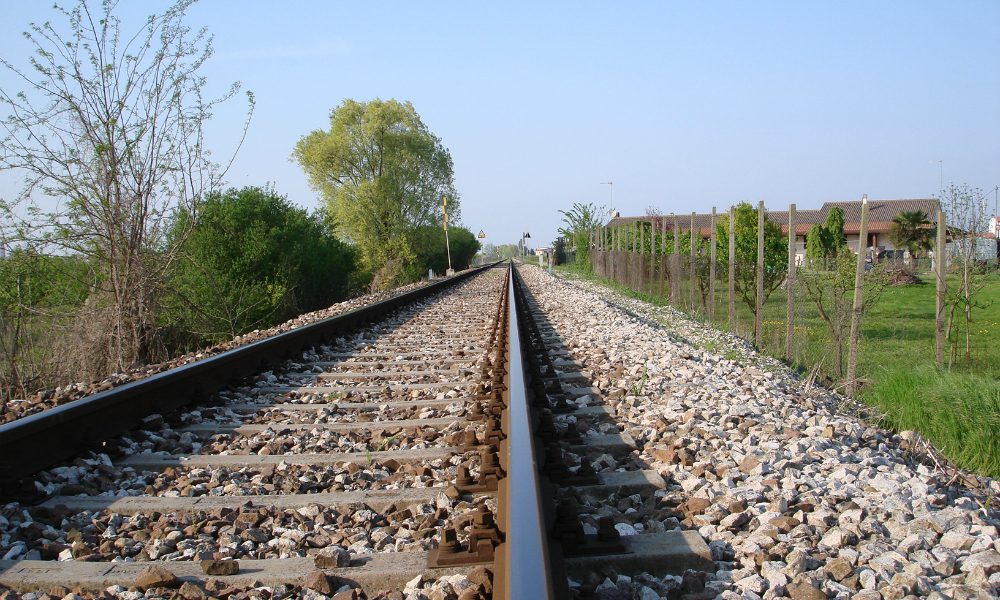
top-left (862, 194), bottom-right (868, 204)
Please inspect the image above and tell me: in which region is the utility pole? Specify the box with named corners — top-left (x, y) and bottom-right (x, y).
top-left (442, 195), bottom-right (454, 274)
top-left (601, 181), bottom-right (613, 209)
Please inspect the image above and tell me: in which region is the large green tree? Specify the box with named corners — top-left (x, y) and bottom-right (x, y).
top-left (716, 202), bottom-right (787, 338)
top-left (293, 99), bottom-right (457, 288)
top-left (163, 187), bottom-right (355, 344)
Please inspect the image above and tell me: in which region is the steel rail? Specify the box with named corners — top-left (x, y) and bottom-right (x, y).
top-left (0, 264), bottom-right (499, 494)
top-left (494, 264), bottom-right (558, 599)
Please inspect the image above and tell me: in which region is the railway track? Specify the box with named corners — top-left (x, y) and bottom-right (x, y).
top-left (0, 263), bottom-right (712, 599)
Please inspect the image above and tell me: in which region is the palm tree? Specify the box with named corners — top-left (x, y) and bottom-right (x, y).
top-left (888, 210), bottom-right (933, 267)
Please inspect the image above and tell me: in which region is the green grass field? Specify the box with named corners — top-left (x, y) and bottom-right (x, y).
top-left (556, 261), bottom-right (1000, 477)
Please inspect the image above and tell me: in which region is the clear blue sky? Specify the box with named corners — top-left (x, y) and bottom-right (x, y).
top-left (2, 1), bottom-right (998, 247)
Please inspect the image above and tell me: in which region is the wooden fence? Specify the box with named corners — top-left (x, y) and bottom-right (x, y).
top-left (586, 202), bottom-right (960, 393)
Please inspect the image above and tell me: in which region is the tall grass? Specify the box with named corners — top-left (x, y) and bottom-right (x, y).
top-left (862, 366), bottom-right (1000, 477)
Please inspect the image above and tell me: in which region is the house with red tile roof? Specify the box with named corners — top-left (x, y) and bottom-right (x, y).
top-left (607, 198), bottom-right (942, 264)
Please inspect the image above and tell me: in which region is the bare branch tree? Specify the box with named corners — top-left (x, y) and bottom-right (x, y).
top-left (0, 0), bottom-right (253, 376)
top-left (940, 184), bottom-right (992, 366)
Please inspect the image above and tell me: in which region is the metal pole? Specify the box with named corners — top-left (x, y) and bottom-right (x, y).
top-left (442, 195), bottom-right (453, 273)
top-left (846, 195), bottom-right (871, 394)
top-left (786, 204), bottom-right (796, 361)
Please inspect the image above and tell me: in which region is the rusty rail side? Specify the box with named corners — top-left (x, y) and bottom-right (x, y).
top-left (0, 264), bottom-right (499, 494)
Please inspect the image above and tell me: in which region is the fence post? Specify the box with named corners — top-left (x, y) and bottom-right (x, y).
top-left (625, 223), bottom-right (635, 290)
top-left (786, 203), bottom-right (796, 362)
top-left (846, 195), bottom-right (871, 395)
top-left (615, 224), bottom-right (621, 283)
top-left (709, 207), bottom-right (717, 320)
top-left (639, 220), bottom-right (646, 292)
top-left (729, 206), bottom-right (736, 329)
top-left (755, 201), bottom-right (765, 347)
top-left (688, 213), bottom-right (698, 313)
top-left (935, 209), bottom-right (947, 367)
top-left (672, 214), bottom-right (680, 305)
top-left (659, 218), bottom-right (667, 298)
top-left (648, 221), bottom-right (656, 294)
top-left (610, 226), bottom-right (616, 281)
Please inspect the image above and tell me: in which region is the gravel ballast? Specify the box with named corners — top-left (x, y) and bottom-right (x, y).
top-left (518, 265), bottom-right (999, 599)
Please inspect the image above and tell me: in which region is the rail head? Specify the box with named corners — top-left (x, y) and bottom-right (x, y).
top-left (496, 264), bottom-right (557, 599)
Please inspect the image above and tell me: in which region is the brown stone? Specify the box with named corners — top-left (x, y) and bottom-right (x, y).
top-left (468, 566), bottom-right (493, 594)
top-left (135, 565), bottom-right (180, 590)
top-left (304, 570), bottom-right (336, 595)
top-left (681, 569), bottom-right (707, 593)
top-left (332, 590), bottom-right (361, 600)
top-left (314, 546), bottom-right (352, 568)
top-left (200, 559), bottom-right (240, 576)
top-left (683, 498), bottom-right (712, 516)
top-left (786, 582), bottom-right (826, 600)
top-left (178, 581), bottom-right (207, 599)
top-left (235, 512), bottom-right (261, 527)
top-left (769, 516), bottom-right (801, 533)
top-left (824, 557), bottom-right (854, 581)
top-left (650, 446), bottom-right (675, 462)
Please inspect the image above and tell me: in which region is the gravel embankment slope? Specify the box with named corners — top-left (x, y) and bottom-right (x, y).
top-left (1, 279), bottom-right (438, 424)
top-left (520, 265), bottom-right (999, 600)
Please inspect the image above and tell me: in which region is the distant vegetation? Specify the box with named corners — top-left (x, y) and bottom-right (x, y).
top-left (0, 2), bottom-right (477, 403)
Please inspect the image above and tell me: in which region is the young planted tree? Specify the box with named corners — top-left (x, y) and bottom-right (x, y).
top-left (888, 210), bottom-right (933, 267)
top-left (558, 202), bottom-right (610, 269)
top-left (799, 252), bottom-right (890, 378)
top-left (716, 202), bottom-right (787, 340)
top-left (940, 184), bottom-right (992, 366)
top-left (293, 99), bottom-right (457, 289)
top-left (0, 0), bottom-right (252, 376)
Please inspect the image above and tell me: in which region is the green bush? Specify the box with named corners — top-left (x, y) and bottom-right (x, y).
top-left (408, 225), bottom-right (480, 277)
top-left (163, 186), bottom-right (355, 344)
